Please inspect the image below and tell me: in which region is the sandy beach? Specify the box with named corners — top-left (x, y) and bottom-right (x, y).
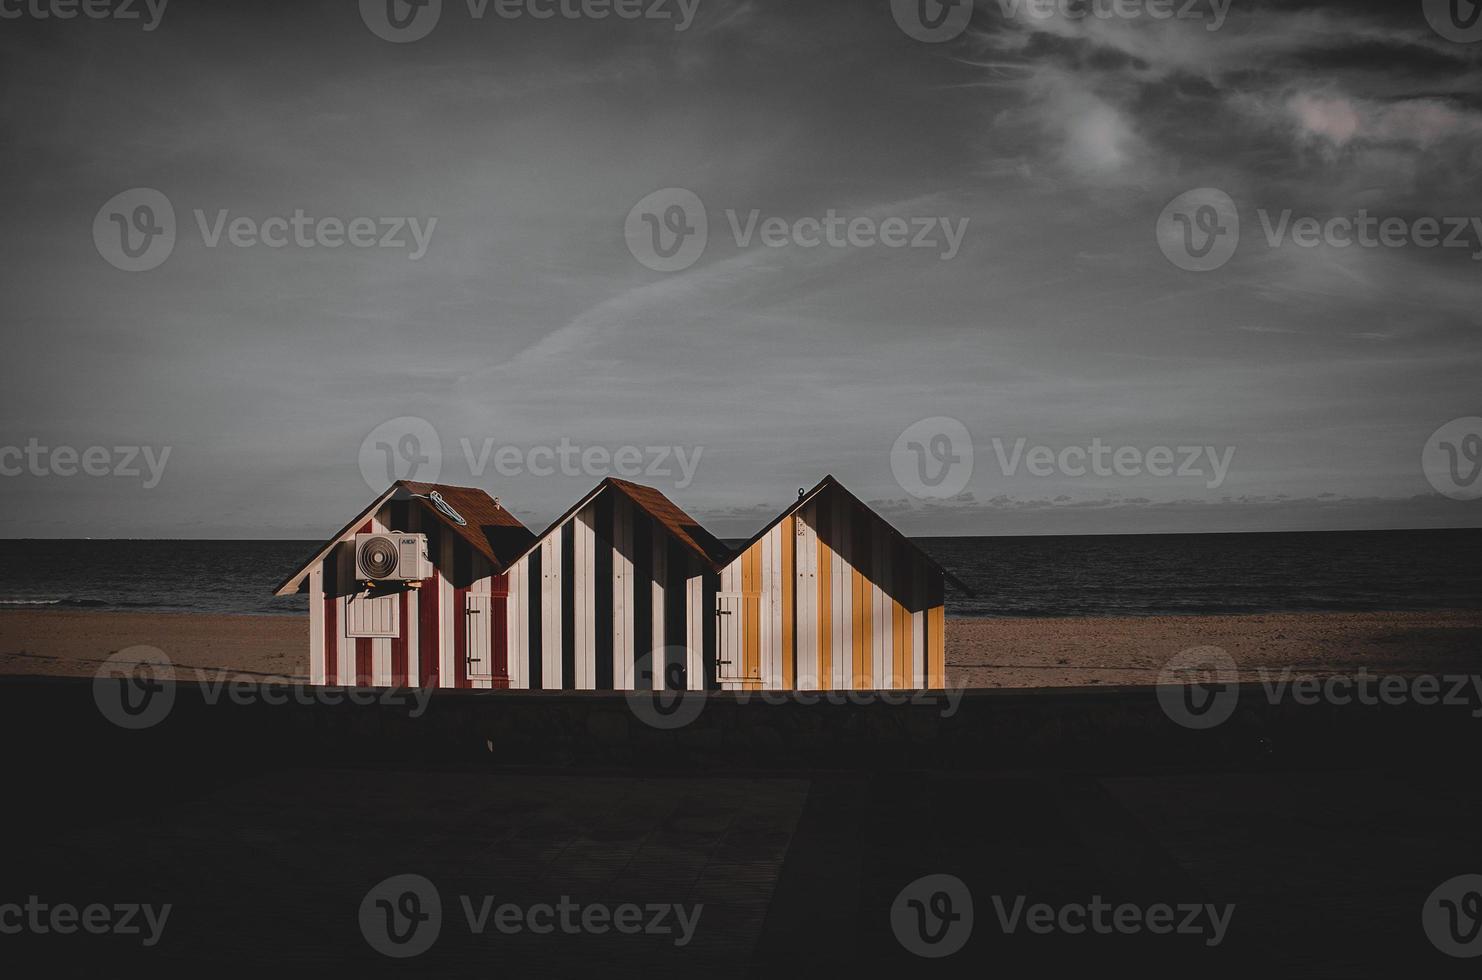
top-left (2, 608), bottom-right (1478, 688)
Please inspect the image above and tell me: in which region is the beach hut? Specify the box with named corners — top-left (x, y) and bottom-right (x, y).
top-left (496, 477), bottom-right (734, 692)
top-left (276, 475), bottom-right (964, 693)
top-left (715, 476), bottom-right (967, 691)
top-left (273, 481), bottom-right (536, 689)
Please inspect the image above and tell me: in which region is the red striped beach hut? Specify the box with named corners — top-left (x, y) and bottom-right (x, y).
top-left (274, 481), bottom-right (535, 689)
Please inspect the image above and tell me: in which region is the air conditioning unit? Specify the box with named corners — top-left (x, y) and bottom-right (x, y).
top-left (355, 532), bottom-right (432, 583)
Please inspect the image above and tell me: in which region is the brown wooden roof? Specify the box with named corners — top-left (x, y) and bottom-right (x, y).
top-left (273, 481), bottom-right (534, 596)
top-left (396, 481), bottom-right (535, 569)
top-left (606, 478), bottom-right (734, 569)
top-left (508, 478), bottom-right (734, 571)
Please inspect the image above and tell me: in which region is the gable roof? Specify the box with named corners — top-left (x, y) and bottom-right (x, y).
top-left (729, 475), bottom-right (972, 595)
top-left (508, 477), bottom-right (733, 571)
top-left (272, 481), bottom-right (535, 596)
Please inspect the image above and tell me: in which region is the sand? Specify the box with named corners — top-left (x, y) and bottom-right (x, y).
top-left (2, 608), bottom-right (1479, 688)
top-left (0, 611), bottom-right (308, 680)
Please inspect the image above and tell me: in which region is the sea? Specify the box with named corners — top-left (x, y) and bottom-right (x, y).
top-left (0, 530), bottom-right (1477, 619)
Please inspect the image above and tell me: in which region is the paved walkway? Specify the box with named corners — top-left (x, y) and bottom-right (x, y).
top-left (6, 766), bottom-right (1480, 975)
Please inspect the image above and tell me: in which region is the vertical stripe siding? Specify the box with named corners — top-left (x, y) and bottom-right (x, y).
top-left (420, 524), bottom-right (441, 688)
top-left (852, 506), bottom-right (870, 690)
top-left (613, 494), bottom-right (632, 690)
top-left (781, 515), bottom-right (794, 690)
top-left (308, 567), bottom-right (325, 686)
top-left (335, 539), bottom-right (353, 686)
top-left (632, 509), bottom-right (652, 689)
top-left (527, 546), bottom-right (543, 689)
top-left (720, 487), bottom-right (950, 692)
top-left (506, 562), bottom-right (526, 689)
top-left (651, 522), bottom-right (666, 688)
top-left (795, 507), bottom-right (817, 690)
top-left (742, 538), bottom-right (760, 689)
top-left (665, 541), bottom-right (687, 690)
top-left (439, 528), bottom-right (455, 687)
top-left (542, 534), bottom-right (562, 688)
top-left (560, 522), bottom-right (576, 689)
top-left (685, 573), bottom-right (704, 691)
top-left (906, 557), bottom-right (918, 687)
top-left (453, 540), bottom-right (470, 690)
top-left (498, 489), bottom-right (718, 692)
top-left (490, 571), bottom-right (509, 689)
top-left (391, 591), bottom-right (409, 686)
top-left (832, 493), bottom-right (849, 691)
top-left (929, 602), bottom-right (946, 690)
top-left (320, 564), bottom-right (336, 686)
top-left (758, 530), bottom-right (773, 689)
top-left (816, 500), bottom-right (831, 691)
top-left (594, 493), bottom-right (614, 690)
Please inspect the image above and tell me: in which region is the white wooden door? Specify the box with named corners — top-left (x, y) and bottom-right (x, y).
top-left (466, 594), bottom-right (491, 679)
top-left (716, 592), bottom-right (744, 682)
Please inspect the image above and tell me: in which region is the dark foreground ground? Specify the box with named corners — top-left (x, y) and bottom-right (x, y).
top-left (3, 677), bottom-right (1481, 976)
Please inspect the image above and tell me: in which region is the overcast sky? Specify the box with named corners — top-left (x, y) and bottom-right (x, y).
top-left (1, 0), bottom-right (1480, 538)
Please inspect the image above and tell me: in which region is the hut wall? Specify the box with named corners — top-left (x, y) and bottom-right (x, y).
top-left (718, 488), bottom-right (947, 691)
top-left (308, 498), bottom-right (508, 689)
top-left (502, 490), bottom-right (715, 691)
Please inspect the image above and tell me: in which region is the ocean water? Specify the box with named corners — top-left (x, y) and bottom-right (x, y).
top-left (918, 529), bottom-right (1482, 618)
top-left (0, 530), bottom-right (1477, 618)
